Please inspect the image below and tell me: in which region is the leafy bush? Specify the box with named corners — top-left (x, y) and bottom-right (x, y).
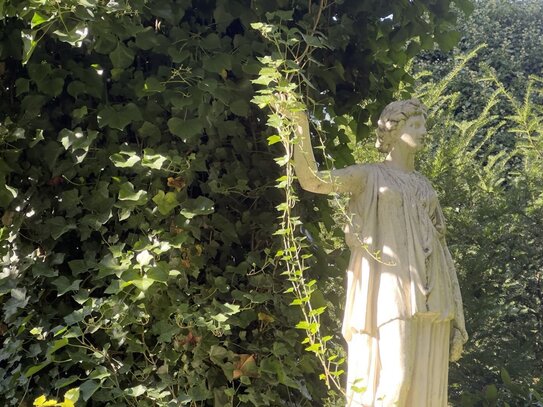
top-left (415, 51), bottom-right (543, 407)
top-left (0, 0), bottom-right (470, 405)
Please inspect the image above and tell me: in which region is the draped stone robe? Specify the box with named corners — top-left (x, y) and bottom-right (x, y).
top-left (341, 163), bottom-right (467, 406)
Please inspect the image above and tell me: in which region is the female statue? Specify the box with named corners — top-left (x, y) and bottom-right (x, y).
top-left (290, 99), bottom-right (468, 406)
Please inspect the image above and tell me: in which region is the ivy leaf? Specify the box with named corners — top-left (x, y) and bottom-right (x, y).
top-left (21, 29), bottom-right (38, 64)
top-left (143, 77), bottom-right (165, 93)
top-left (98, 103), bottom-right (141, 130)
top-left (45, 216), bottom-right (77, 240)
top-left (126, 277), bottom-right (154, 291)
top-left (212, 313), bottom-right (228, 323)
top-left (32, 263), bottom-right (57, 278)
top-left (152, 319), bottom-right (179, 342)
top-left (25, 361), bottom-right (51, 378)
top-left (79, 380), bottom-right (100, 402)
top-left (110, 151), bottom-right (141, 168)
top-left (209, 345), bottom-right (229, 365)
top-left (257, 356), bottom-right (279, 375)
top-left (125, 385), bottom-right (146, 397)
top-left (180, 196), bottom-right (215, 219)
top-left (59, 128), bottom-right (82, 150)
top-left (167, 118), bottom-right (185, 137)
top-left (72, 106), bottom-right (88, 120)
top-left (223, 303), bottom-right (241, 314)
top-left (33, 395), bottom-right (57, 406)
top-left (203, 53), bottom-right (232, 73)
top-left (213, 4), bottom-right (235, 29)
top-left (148, 262), bottom-right (169, 283)
top-left (89, 366), bottom-right (111, 380)
top-left (93, 30), bottom-right (117, 53)
top-left (0, 184), bottom-right (17, 207)
top-left (40, 76), bottom-right (65, 97)
top-left (167, 118), bottom-right (203, 141)
top-left (138, 122), bottom-right (161, 140)
top-left (53, 24), bottom-right (89, 46)
top-left (135, 28), bottom-right (160, 50)
top-left (52, 276), bottom-right (82, 296)
top-left (187, 383), bottom-right (210, 402)
top-left (142, 150), bottom-right (168, 169)
top-left (67, 81), bottom-right (87, 98)
top-left (54, 376), bottom-right (80, 389)
top-left (200, 32), bottom-right (221, 49)
top-left (46, 338), bottom-right (69, 356)
top-left (4, 288), bottom-right (29, 319)
top-left (152, 190), bottom-right (179, 215)
top-left (233, 354), bottom-right (258, 379)
top-left (167, 176), bottom-right (186, 191)
top-left (136, 250), bottom-right (153, 266)
top-left (15, 78), bottom-right (29, 96)
top-left (118, 182), bottom-right (147, 204)
top-left (109, 42), bottom-right (135, 68)
top-left (230, 99), bottom-right (249, 117)
top-left (117, 206), bottom-right (132, 221)
top-left (58, 128), bottom-right (97, 163)
top-left (64, 388), bottom-right (80, 403)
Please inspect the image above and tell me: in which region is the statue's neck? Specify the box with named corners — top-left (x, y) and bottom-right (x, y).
top-left (384, 148), bottom-right (416, 173)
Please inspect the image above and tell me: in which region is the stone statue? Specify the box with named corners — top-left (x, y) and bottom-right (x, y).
top-left (290, 99), bottom-right (468, 406)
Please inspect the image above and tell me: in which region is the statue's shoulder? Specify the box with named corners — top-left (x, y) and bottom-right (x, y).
top-left (348, 163), bottom-right (380, 192)
top-left (358, 162), bottom-right (385, 178)
top-left (358, 162), bottom-right (380, 173)
top-left (350, 162), bottom-right (378, 181)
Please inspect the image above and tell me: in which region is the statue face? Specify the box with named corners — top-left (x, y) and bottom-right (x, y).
top-left (395, 114), bottom-right (427, 152)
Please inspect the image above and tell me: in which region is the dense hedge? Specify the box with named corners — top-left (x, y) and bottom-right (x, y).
top-left (0, 0), bottom-right (470, 405)
top-left (410, 2), bottom-right (543, 401)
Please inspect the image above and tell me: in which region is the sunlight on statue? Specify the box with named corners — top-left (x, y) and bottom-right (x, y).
top-left (290, 99), bottom-right (468, 407)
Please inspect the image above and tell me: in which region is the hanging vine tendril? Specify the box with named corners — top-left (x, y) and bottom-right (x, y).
top-left (250, 4), bottom-right (347, 395)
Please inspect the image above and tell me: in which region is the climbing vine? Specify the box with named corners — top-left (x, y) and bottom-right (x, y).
top-left (250, 11), bottom-right (347, 394)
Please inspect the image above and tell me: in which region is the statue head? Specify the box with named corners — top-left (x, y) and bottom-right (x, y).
top-left (375, 99), bottom-right (428, 153)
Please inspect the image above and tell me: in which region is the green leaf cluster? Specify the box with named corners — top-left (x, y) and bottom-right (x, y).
top-left (0, 0), bottom-right (470, 405)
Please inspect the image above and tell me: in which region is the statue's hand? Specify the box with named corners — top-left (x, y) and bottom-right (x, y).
top-left (449, 328), bottom-right (464, 362)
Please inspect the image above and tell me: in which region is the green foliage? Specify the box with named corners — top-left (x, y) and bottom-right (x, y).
top-left (414, 50), bottom-right (543, 406)
top-left (414, 0), bottom-right (543, 124)
top-left (0, 0), bottom-right (470, 405)
top-left (459, 0), bottom-right (543, 89)
top-left (409, 1), bottom-right (543, 403)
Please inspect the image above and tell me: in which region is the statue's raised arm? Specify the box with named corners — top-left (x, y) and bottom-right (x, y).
top-left (290, 110), bottom-right (367, 195)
